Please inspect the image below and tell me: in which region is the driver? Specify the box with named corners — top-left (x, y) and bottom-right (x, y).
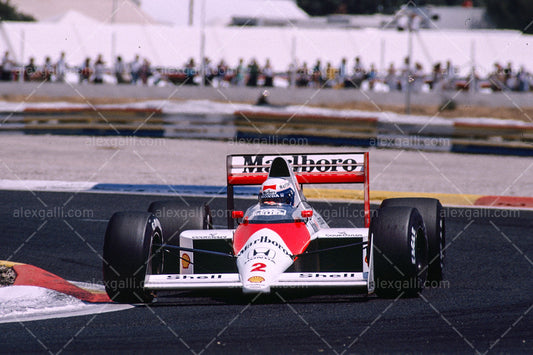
top-left (258, 178), bottom-right (295, 206)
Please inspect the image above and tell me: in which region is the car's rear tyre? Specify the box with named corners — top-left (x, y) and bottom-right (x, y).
top-left (380, 198), bottom-right (445, 282)
top-left (103, 212), bottom-right (163, 303)
top-left (148, 201), bottom-right (212, 273)
top-left (371, 206), bottom-right (428, 298)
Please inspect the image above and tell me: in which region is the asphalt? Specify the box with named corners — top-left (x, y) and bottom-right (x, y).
top-left (0, 190), bottom-right (531, 354)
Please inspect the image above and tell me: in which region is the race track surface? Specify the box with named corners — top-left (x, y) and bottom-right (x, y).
top-left (0, 190), bottom-right (531, 354)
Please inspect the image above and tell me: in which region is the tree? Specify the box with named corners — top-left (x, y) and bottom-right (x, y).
top-left (296, 1), bottom-right (533, 34)
top-left (296, 1), bottom-right (476, 16)
top-left (485, 0), bottom-right (533, 34)
top-left (0, 1), bottom-right (35, 21)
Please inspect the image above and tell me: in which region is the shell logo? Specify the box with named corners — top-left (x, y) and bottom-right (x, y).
top-left (248, 276), bottom-right (265, 283)
top-left (181, 253), bottom-right (191, 269)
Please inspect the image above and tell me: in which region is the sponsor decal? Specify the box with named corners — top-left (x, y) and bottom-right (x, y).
top-left (248, 247), bottom-right (276, 260)
top-left (262, 184), bottom-right (277, 191)
top-left (181, 253), bottom-right (191, 269)
top-left (237, 155), bottom-right (362, 174)
top-left (322, 231), bottom-right (365, 238)
top-left (236, 235), bottom-right (292, 258)
top-left (166, 274), bottom-right (223, 280)
top-left (299, 273), bottom-right (357, 278)
top-left (248, 276), bottom-right (265, 283)
top-left (253, 209), bottom-right (287, 216)
top-left (186, 232), bottom-right (232, 240)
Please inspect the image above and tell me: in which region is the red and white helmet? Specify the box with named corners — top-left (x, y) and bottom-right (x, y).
top-left (258, 178), bottom-right (295, 206)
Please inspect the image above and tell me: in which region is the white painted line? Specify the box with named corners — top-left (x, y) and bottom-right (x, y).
top-left (0, 179), bottom-right (97, 192)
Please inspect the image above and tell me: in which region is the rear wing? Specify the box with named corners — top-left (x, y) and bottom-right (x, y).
top-left (226, 152), bottom-right (370, 228)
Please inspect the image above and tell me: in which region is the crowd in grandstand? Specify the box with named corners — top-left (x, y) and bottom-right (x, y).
top-left (1, 50), bottom-right (531, 93)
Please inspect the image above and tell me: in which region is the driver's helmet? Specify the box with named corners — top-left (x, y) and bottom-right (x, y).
top-left (259, 178), bottom-right (295, 206)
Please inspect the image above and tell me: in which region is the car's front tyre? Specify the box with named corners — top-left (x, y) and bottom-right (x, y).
top-left (103, 211), bottom-right (163, 303)
top-left (371, 206), bottom-right (428, 298)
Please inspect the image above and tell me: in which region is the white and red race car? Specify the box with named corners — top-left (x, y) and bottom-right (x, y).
top-left (103, 152), bottom-right (445, 303)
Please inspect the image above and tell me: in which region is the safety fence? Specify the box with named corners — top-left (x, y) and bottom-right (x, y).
top-left (234, 110), bottom-right (533, 156)
top-left (0, 107), bottom-right (234, 139)
top-left (1, 107), bottom-right (532, 156)
top-left (0, 107), bottom-right (165, 137)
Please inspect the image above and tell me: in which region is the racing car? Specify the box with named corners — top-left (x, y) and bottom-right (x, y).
top-left (103, 152), bottom-right (445, 303)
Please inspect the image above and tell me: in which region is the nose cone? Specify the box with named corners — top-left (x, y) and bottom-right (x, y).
top-left (236, 228), bottom-right (294, 293)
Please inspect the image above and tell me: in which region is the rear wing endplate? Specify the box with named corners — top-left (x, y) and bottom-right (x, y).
top-left (226, 152), bottom-right (370, 228)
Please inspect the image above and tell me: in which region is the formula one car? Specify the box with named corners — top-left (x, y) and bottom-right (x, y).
top-left (103, 152), bottom-right (445, 303)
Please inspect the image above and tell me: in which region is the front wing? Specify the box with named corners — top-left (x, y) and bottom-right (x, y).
top-left (144, 272), bottom-right (369, 290)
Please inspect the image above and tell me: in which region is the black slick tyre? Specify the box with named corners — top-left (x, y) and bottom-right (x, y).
top-left (103, 211), bottom-right (163, 303)
top-left (371, 206), bottom-right (428, 298)
top-left (380, 198), bottom-right (445, 282)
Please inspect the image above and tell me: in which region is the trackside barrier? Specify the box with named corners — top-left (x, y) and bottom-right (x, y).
top-left (0, 107), bottom-right (165, 136)
top-left (234, 110), bottom-right (533, 156)
top-left (0, 107), bottom-right (235, 139)
top-left (450, 121), bottom-right (533, 156)
top-left (0, 106), bottom-right (532, 156)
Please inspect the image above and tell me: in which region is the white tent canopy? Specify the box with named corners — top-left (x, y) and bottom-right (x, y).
top-left (140, 0), bottom-right (310, 26)
top-left (1, 17), bottom-right (532, 77)
top-left (8, 0), bottom-right (155, 24)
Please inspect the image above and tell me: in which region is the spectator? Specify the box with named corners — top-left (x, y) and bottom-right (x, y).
top-left (215, 59), bottom-right (229, 87)
top-left (325, 62), bottom-right (336, 88)
top-left (130, 55), bottom-right (141, 84)
top-left (1, 51), bottom-right (13, 81)
top-left (246, 58), bottom-right (259, 87)
top-left (517, 66), bottom-right (530, 92)
top-left (263, 58), bottom-right (274, 87)
top-left (42, 56), bottom-right (54, 82)
top-left (504, 62), bottom-right (517, 90)
top-left (366, 64), bottom-right (378, 91)
top-left (385, 63), bottom-right (399, 91)
top-left (351, 56), bottom-right (366, 88)
top-left (296, 62), bottom-right (309, 87)
top-left (79, 57), bottom-right (93, 83)
top-left (202, 57), bottom-right (215, 86)
top-left (412, 62), bottom-right (425, 93)
top-left (24, 57), bottom-right (37, 81)
top-left (93, 54), bottom-right (105, 84)
top-left (184, 58), bottom-right (196, 85)
top-left (139, 58), bottom-right (152, 85)
top-left (488, 62), bottom-right (505, 91)
top-left (114, 56), bottom-right (127, 84)
top-left (311, 59), bottom-right (323, 88)
top-left (338, 57), bottom-right (347, 88)
top-left (233, 58), bottom-right (245, 87)
top-left (55, 52), bottom-right (67, 83)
